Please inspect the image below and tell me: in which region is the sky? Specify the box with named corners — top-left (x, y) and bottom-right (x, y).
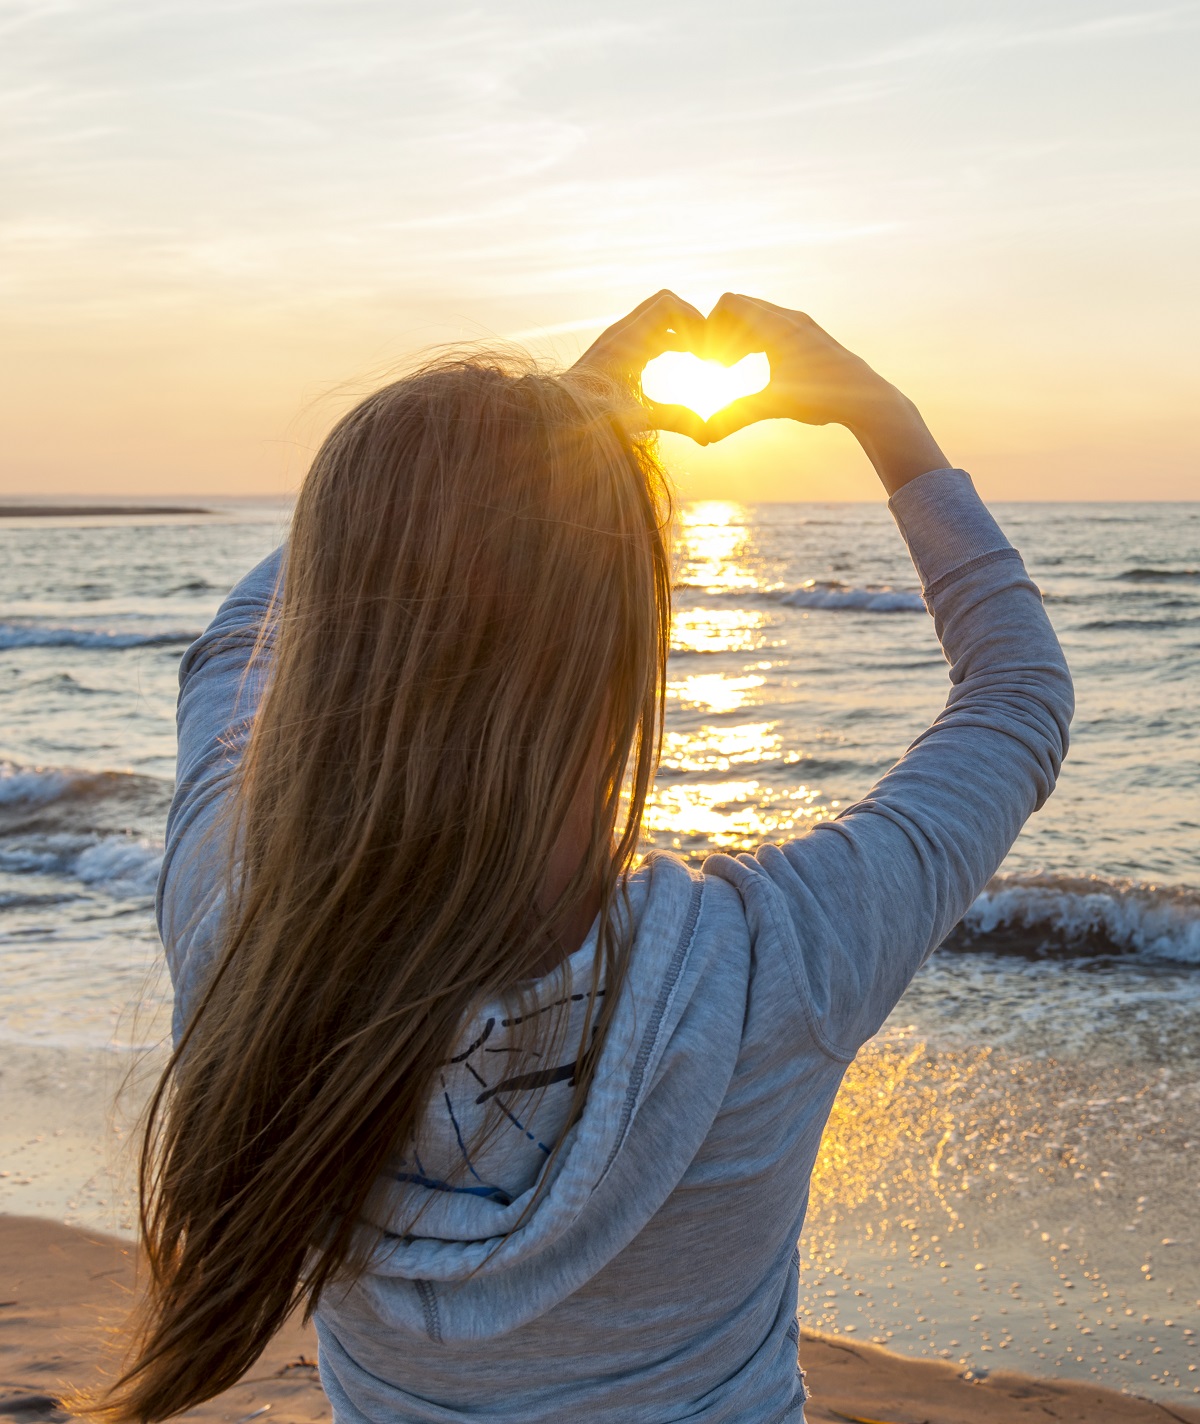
top-left (1, 0), bottom-right (1198, 501)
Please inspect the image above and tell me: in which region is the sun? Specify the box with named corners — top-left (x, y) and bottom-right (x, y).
top-left (641, 352), bottom-right (770, 421)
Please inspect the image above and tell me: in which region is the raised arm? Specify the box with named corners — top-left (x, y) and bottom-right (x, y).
top-left (700, 296), bottom-right (1074, 1059)
top-left (157, 547), bottom-right (282, 1041)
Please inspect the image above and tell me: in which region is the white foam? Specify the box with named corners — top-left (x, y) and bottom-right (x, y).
top-left (962, 877), bottom-right (1200, 966)
top-left (0, 831), bottom-right (162, 898)
top-left (777, 581), bottom-right (926, 613)
top-left (0, 760), bottom-right (144, 808)
top-left (73, 837), bottom-right (162, 896)
top-left (0, 762), bottom-right (77, 806)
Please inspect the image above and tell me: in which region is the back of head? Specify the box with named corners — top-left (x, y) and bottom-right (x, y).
top-left (95, 356), bottom-right (673, 1423)
top-left (280, 356), bottom-right (670, 955)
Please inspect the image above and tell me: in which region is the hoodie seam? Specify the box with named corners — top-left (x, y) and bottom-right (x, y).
top-left (414, 1279), bottom-right (443, 1344)
top-left (921, 545), bottom-right (1019, 603)
top-left (597, 876), bottom-right (704, 1184)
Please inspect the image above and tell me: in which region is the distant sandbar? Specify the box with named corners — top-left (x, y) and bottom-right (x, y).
top-left (0, 504), bottom-right (214, 517)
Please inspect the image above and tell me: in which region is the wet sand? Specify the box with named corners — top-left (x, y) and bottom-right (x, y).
top-left (3, 1026), bottom-right (1199, 1414)
top-left (0, 1045), bottom-right (148, 1235)
top-left (797, 1021), bottom-right (1200, 1405)
top-left (3, 1214), bottom-right (1197, 1424)
top-left (0, 1216), bottom-right (327, 1424)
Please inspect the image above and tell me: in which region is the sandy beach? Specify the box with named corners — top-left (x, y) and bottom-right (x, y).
top-left (3, 1213), bottom-right (1197, 1424)
top-left (3, 1026), bottom-right (1198, 1419)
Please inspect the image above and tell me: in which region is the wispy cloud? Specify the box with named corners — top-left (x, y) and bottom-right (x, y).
top-left (824, 4), bottom-right (1200, 74)
top-left (504, 312), bottom-right (625, 341)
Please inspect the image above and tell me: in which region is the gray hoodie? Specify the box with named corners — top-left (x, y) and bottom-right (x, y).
top-left (159, 469), bottom-right (1073, 1424)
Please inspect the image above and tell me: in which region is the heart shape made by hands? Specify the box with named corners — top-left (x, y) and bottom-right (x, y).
top-left (641, 351), bottom-right (770, 422)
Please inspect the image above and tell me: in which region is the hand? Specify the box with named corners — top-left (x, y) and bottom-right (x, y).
top-left (701, 294), bottom-right (950, 494)
top-left (572, 290), bottom-right (708, 443)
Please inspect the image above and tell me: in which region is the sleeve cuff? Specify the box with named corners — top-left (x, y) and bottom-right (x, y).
top-left (887, 468), bottom-right (1013, 590)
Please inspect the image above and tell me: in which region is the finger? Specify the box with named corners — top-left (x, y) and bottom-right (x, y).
top-left (709, 292), bottom-right (804, 325)
top-left (607, 290), bottom-right (704, 347)
top-left (628, 313), bottom-right (707, 368)
top-left (711, 295), bottom-right (836, 354)
top-left (640, 290), bottom-right (707, 349)
top-left (704, 292), bottom-right (776, 362)
top-left (702, 390), bottom-right (780, 443)
top-left (628, 287), bottom-right (703, 325)
top-left (644, 399), bottom-right (708, 444)
top-left (577, 291), bottom-right (706, 375)
top-left (575, 290), bottom-right (692, 361)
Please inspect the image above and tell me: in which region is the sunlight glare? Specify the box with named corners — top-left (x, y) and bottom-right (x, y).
top-left (671, 608), bottom-right (765, 655)
top-left (676, 502), bottom-right (757, 592)
top-left (661, 722), bottom-right (781, 772)
top-left (644, 780), bottom-right (833, 852)
top-left (642, 352), bottom-right (770, 421)
top-left (668, 673), bottom-right (764, 715)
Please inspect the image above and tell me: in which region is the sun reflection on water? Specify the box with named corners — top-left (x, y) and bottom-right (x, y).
top-left (661, 722), bottom-right (782, 773)
top-left (675, 501), bottom-right (757, 592)
top-left (671, 608), bottom-right (766, 655)
top-left (644, 781), bottom-right (833, 853)
top-left (668, 673), bottom-right (764, 715)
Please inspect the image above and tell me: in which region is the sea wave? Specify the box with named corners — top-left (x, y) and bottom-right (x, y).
top-left (0, 623), bottom-right (198, 650)
top-left (0, 763), bottom-right (80, 807)
top-left (949, 875), bottom-right (1200, 966)
top-left (0, 890), bottom-right (80, 910)
top-left (1116, 567), bottom-right (1200, 583)
top-left (777, 581), bottom-right (926, 613)
top-left (0, 830), bottom-right (162, 897)
top-left (672, 580), bottom-right (926, 612)
top-left (1078, 617), bottom-right (1192, 632)
top-left (0, 760), bottom-right (163, 809)
top-left (162, 577), bottom-right (219, 595)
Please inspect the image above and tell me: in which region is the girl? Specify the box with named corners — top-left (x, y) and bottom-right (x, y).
top-left (101, 291), bottom-right (1072, 1423)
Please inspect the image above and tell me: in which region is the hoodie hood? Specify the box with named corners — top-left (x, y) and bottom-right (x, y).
top-left (332, 850), bottom-right (747, 1342)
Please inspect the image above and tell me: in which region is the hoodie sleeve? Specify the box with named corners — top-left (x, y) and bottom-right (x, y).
top-left (707, 468), bottom-right (1074, 1062)
top-left (156, 546), bottom-right (283, 1042)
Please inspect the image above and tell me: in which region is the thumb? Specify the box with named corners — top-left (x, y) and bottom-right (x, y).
top-left (644, 399), bottom-right (708, 444)
top-left (703, 391), bottom-right (779, 443)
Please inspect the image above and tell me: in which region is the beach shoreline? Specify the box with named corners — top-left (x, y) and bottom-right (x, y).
top-left (2, 500), bottom-right (1197, 1416)
top-left (3, 1028), bottom-right (1198, 1408)
top-left (2, 1213), bottom-right (1197, 1424)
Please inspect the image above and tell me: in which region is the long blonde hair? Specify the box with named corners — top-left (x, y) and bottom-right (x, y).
top-left (95, 356), bottom-right (672, 1421)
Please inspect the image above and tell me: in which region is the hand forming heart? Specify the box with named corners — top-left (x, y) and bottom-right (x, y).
top-left (572, 289), bottom-right (950, 493)
top-left (572, 289), bottom-right (901, 445)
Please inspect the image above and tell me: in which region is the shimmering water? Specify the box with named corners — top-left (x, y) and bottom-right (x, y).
top-left (0, 498), bottom-right (1197, 1400)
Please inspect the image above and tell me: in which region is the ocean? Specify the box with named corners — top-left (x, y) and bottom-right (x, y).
top-left (0, 498), bottom-right (1197, 1402)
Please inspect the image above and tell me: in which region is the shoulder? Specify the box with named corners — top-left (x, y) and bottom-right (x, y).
top-left (632, 848), bottom-right (750, 939)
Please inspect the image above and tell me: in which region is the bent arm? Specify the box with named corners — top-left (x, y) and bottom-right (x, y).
top-left (157, 547), bottom-right (283, 1041)
top-left (711, 469), bottom-right (1074, 1059)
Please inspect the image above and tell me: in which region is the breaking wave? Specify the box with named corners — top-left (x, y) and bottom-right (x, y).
top-left (0, 830), bottom-right (162, 898)
top-left (0, 761), bottom-right (163, 810)
top-left (0, 762), bottom-right (170, 899)
top-left (777, 582), bottom-right (926, 613)
top-left (671, 581), bottom-right (926, 612)
top-left (948, 875), bottom-right (1200, 966)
